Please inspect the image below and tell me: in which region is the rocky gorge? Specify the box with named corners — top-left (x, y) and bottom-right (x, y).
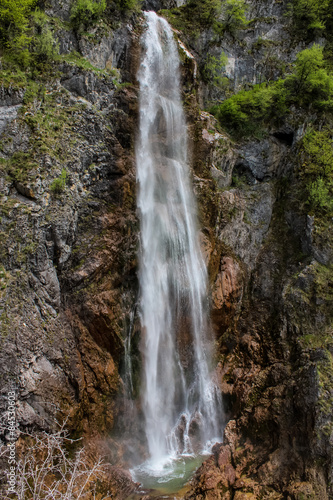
top-left (0, 0), bottom-right (332, 498)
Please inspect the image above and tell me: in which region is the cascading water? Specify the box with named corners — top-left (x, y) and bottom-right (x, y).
top-left (134, 11), bottom-right (222, 482)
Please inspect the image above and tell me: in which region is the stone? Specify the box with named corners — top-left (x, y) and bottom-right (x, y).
top-left (0, 105), bottom-right (21, 135)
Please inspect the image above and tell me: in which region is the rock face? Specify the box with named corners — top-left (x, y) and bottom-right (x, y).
top-left (183, 101), bottom-right (333, 498)
top-left (0, 15), bottom-right (140, 444)
top-left (0, 1), bottom-right (332, 499)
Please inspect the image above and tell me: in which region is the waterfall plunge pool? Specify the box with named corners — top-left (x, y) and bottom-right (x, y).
top-left (129, 452), bottom-right (209, 497)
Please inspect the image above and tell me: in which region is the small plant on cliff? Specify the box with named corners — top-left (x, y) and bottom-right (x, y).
top-left (202, 52), bottom-right (228, 87)
top-left (289, 0), bottom-right (333, 39)
top-left (70, 0), bottom-right (106, 33)
top-left (215, 45), bottom-right (333, 138)
top-left (285, 44), bottom-right (333, 109)
top-left (0, 0), bottom-right (37, 67)
top-left (161, 0), bottom-right (247, 40)
top-left (300, 126), bottom-right (333, 215)
top-left (218, 0), bottom-right (248, 35)
top-left (30, 10), bottom-right (59, 67)
top-left (216, 79), bottom-right (287, 138)
top-left (50, 169), bottom-right (67, 195)
top-left (114, 0), bottom-right (141, 12)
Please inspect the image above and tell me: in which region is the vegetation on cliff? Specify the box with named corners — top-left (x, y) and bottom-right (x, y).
top-left (214, 45), bottom-right (333, 136)
top-left (0, 0), bottom-right (333, 498)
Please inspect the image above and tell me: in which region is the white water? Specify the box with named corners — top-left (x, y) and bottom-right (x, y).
top-left (135, 11), bottom-right (222, 475)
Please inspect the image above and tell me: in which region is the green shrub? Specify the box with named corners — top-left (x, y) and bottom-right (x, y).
top-left (217, 0), bottom-right (248, 35)
top-left (70, 0), bottom-right (106, 32)
top-left (50, 169), bottom-right (67, 195)
top-left (114, 0), bottom-right (141, 12)
top-left (202, 52), bottom-right (228, 87)
top-left (215, 45), bottom-right (333, 138)
top-left (302, 127), bottom-right (333, 178)
top-left (30, 10), bottom-right (59, 66)
top-left (162, 0), bottom-right (247, 39)
top-left (301, 126), bottom-right (333, 215)
top-left (216, 80), bottom-right (287, 138)
top-left (7, 151), bottom-right (38, 182)
top-left (308, 177), bottom-right (333, 214)
top-left (285, 44), bottom-right (333, 109)
top-left (289, 0), bottom-right (332, 39)
top-left (0, 0), bottom-right (37, 67)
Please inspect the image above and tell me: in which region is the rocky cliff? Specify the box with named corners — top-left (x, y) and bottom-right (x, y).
top-left (0, 0), bottom-right (332, 498)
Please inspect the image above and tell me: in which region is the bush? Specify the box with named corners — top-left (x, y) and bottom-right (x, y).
top-left (0, 421), bottom-right (106, 499)
top-left (202, 52), bottom-right (228, 87)
top-left (289, 0), bottom-right (332, 38)
top-left (30, 10), bottom-right (59, 66)
top-left (308, 177), bottom-right (333, 214)
top-left (218, 0), bottom-right (248, 35)
top-left (50, 169), bottom-right (67, 195)
top-left (0, 0), bottom-right (36, 68)
top-left (302, 127), bottom-right (333, 178)
top-left (216, 80), bottom-right (287, 138)
top-left (162, 0), bottom-right (247, 40)
top-left (70, 0), bottom-right (106, 32)
top-left (215, 45), bottom-right (333, 138)
top-left (285, 44), bottom-right (333, 109)
top-left (114, 0), bottom-right (141, 12)
top-left (301, 126), bottom-right (333, 215)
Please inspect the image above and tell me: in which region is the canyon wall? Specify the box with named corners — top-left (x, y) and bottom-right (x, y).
top-left (0, 0), bottom-right (332, 498)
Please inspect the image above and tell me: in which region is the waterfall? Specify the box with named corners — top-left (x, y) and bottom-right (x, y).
top-left (136, 11), bottom-right (221, 471)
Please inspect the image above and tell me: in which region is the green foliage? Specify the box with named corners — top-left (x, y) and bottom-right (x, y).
top-left (216, 80), bottom-right (287, 138)
top-left (218, 0), bottom-right (248, 35)
top-left (301, 127), bottom-right (333, 215)
top-left (0, 0), bottom-right (37, 67)
top-left (70, 0), bottom-right (106, 32)
top-left (162, 0), bottom-right (247, 39)
top-left (114, 0), bottom-right (141, 12)
top-left (302, 127), bottom-right (333, 178)
top-left (289, 0), bottom-right (333, 39)
top-left (30, 10), bottom-right (59, 66)
top-left (7, 151), bottom-right (38, 183)
top-left (0, 68), bottom-right (28, 88)
top-left (252, 36), bottom-right (277, 51)
top-left (308, 177), bottom-right (333, 213)
top-left (215, 45), bottom-right (333, 138)
top-left (285, 45), bottom-right (333, 109)
top-left (0, 2), bottom-right (59, 71)
top-left (202, 52), bottom-right (228, 87)
top-left (50, 169), bottom-right (67, 195)
top-left (59, 51), bottom-right (119, 78)
top-left (22, 80), bottom-right (41, 103)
